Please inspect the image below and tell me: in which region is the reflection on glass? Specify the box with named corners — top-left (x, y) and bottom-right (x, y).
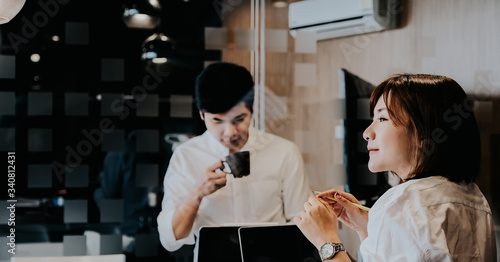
top-left (205, 27), bottom-right (227, 50)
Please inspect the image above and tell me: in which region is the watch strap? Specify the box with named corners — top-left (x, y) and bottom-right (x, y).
top-left (321, 242), bottom-right (345, 261)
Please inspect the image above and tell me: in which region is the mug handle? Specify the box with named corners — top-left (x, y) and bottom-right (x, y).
top-left (220, 160), bottom-right (232, 174)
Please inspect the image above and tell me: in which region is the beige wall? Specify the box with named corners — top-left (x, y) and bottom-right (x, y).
top-left (222, 0), bottom-right (500, 220)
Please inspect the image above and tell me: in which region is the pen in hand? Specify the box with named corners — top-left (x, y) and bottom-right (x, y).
top-left (313, 191), bottom-right (370, 212)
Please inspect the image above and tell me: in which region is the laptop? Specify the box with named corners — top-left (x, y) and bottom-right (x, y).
top-left (197, 226), bottom-right (243, 262)
top-left (238, 224), bottom-right (320, 262)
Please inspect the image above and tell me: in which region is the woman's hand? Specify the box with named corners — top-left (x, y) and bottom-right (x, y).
top-left (294, 196), bottom-right (341, 249)
top-left (316, 190), bottom-right (369, 240)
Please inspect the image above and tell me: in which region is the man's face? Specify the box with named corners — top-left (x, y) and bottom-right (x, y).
top-left (200, 102), bottom-right (252, 153)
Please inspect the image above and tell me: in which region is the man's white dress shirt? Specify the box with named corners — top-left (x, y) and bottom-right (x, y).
top-left (360, 176), bottom-right (497, 261)
top-left (157, 126), bottom-right (311, 260)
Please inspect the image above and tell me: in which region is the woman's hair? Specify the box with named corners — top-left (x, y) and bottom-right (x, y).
top-left (195, 62), bottom-right (255, 114)
top-left (369, 74), bottom-right (481, 183)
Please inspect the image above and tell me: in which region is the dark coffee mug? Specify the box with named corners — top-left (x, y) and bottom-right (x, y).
top-left (221, 151), bottom-right (250, 178)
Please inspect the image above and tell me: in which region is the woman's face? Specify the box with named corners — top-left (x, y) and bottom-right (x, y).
top-left (363, 96), bottom-right (413, 179)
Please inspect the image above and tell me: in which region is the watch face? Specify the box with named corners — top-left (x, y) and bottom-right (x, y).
top-left (320, 243), bottom-right (334, 260)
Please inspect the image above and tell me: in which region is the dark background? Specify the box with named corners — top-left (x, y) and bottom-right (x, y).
top-left (0, 0), bottom-right (222, 261)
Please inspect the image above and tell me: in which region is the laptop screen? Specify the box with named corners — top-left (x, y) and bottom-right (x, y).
top-left (197, 226), bottom-right (242, 262)
top-left (238, 224), bottom-right (320, 262)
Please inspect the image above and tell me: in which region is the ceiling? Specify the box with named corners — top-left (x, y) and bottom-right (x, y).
top-left (0, 0), bottom-right (222, 95)
top-left (0, 0), bottom-right (221, 54)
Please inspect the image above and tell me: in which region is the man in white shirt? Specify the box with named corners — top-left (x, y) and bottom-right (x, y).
top-left (157, 62), bottom-right (312, 261)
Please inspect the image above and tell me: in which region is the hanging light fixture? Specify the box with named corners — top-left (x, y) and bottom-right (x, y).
top-left (141, 32), bottom-right (176, 65)
top-left (272, 0), bottom-right (288, 8)
top-left (123, 0), bottom-right (161, 29)
top-left (0, 0), bottom-right (26, 24)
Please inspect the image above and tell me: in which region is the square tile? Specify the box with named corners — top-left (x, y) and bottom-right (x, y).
top-left (101, 58), bottom-right (125, 81)
top-left (136, 130), bottom-right (159, 152)
top-left (294, 31), bottom-right (316, 53)
top-left (65, 93), bottom-right (89, 116)
top-left (65, 165), bottom-right (89, 188)
top-left (135, 164), bottom-right (158, 187)
top-left (235, 28), bottom-right (256, 50)
top-left (100, 234), bottom-right (122, 255)
top-left (169, 95), bottom-right (193, 118)
top-left (0, 128), bottom-right (15, 151)
top-left (136, 94), bottom-right (159, 117)
top-left (102, 129), bottom-right (124, 152)
top-left (265, 29), bottom-right (288, 53)
top-left (101, 94), bottom-right (123, 116)
top-left (28, 92), bottom-right (52, 115)
top-left (100, 199), bottom-right (123, 223)
top-left (28, 165), bottom-right (52, 188)
top-left (63, 235), bottom-right (86, 256)
top-left (28, 128), bottom-right (52, 152)
top-left (0, 92), bottom-right (15, 115)
top-left (205, 27), bottom-right (227, 50)
top-left (64, 200), bottom-right (88, 223)
top-left (294, 63), bottom-right (317, 87)
top-left (65, 22), bottom-right (89, 45)
top-left (0, 55), bottom-right (15, 79)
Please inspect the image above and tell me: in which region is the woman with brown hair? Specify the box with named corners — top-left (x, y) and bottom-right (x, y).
top-left (295, 74), bottom-right (497, 261)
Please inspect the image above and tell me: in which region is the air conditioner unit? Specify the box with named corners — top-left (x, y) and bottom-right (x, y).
top-left (289, 0), bottom-right (400, 41)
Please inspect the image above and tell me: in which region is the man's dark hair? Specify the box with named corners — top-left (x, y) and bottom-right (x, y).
top-left (195, 62), bottom-right (255, 114)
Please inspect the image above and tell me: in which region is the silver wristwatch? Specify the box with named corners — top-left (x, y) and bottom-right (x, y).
top-left (319, 242), bottom-right (345, 261)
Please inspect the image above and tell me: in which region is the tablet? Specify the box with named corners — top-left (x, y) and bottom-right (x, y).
top-left (197, 226), bottom-right (242, 262)
top-left (238, 224), bottom-right (320, 262)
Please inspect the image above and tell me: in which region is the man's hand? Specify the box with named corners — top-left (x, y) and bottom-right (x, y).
top-left (172, 159), bottom-right (227, 240)
top-left (197, 159), bottom-right (227, 198)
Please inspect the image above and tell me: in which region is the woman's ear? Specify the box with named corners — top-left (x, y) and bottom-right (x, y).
top-left (199, 110), bottom-right (205, 121)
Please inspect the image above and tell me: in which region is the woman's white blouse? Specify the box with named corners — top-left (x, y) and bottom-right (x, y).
top-left (360, 176), bottom-right (497, 262)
